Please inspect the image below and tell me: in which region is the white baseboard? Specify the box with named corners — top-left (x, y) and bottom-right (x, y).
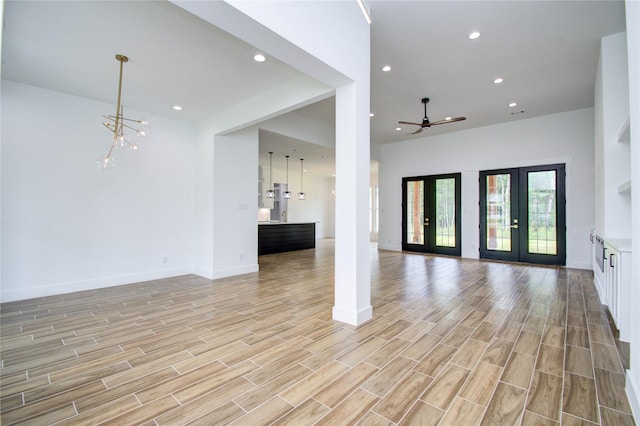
top-left (192, 266), bottom-right (214, 280)
top-left (377, 243), bottom-right (402, 252)
top-left (593, 269), bottom-right (605, 304)
top-left (627, 370), bottom-right (640, 421)
top-left (0, 267), bottom-right (194, 303)
top-left (567, 260), bottom-right (592, 270)
top-left (332, 304), bottom-right (373, 326)
top-left (210, 264), bottom-right (259, 280)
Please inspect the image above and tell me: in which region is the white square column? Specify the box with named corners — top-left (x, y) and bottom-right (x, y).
top-left (332, 82), bottom-right (372, 326)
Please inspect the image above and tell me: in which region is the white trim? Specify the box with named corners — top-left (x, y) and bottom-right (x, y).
top-left (627, 370), bottom-right (640, 421)
top-left (0, 267), bottom-right (193, 303)
top-left (210, 264), bottom-right (259, 280)
top-left (193, 267), bottom-right (214, 280)
top-left (377, 243), bottom-right (402, 252)
top-left (567, 261), bottom-right (592, 270)
top-left (332, 304), bottom-right (372, 326)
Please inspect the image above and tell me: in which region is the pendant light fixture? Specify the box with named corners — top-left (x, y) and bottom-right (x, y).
top-left (283, 155), bottom-right (292, 199)
top-left (298, 158), bottom-right (306, 200)
top-left (97, 54), bottom-right (150, 169)
top-left (266, 152), bottom-right (275, 198)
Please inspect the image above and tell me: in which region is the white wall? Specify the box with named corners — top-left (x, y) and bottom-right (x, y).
top-left (211, 129), bottom-right (260, 278)
top-left (370, 172), bottom-right (379, 242)
top-left (1, 0), bottom-right (5, 292)
top-left (624, 0), bottom-right (640, 417)
top-left (179, 0), bottom-right (372, 325)
top-left (190, 76), bottom-right (333, 279)
top-left (286, 174), bottom-right (335, 238)
top-left (262, 159), bottom-right (335, 238)
top-left (379, 108), bottom-right (595, 269)
top-left (1, 81), bottom-right (196, 302)
top-left (260, 109), bottom-right (335, 150)
top-left (594, 32), bottom-right (631, 238)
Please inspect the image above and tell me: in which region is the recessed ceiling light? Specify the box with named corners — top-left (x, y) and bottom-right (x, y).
top-left (370, 113), bottom-right (375, 117)
top-left (468, 31), bottom-right (481, 40)
top-left (382, 65), bottom-right (391, 72)
top-left (172, 105), bottom-right (183, 111)
top-left (253, 54), bottom-right (266, 62)
top-left (445, 116), bottom-right (452, 121)
top-left (395, 127), bottom-right (402, 131)
top-left (509, 102), bottom-right (518, 107)
top-left (494, 77), bottom-right (504, 84)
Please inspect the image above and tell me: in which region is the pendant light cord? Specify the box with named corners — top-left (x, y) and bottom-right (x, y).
top-left (286, 155), bottom-right (289, 186)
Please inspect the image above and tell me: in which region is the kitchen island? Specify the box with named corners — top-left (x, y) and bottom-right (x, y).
top-left (258, 222), bottom-right (316, 255)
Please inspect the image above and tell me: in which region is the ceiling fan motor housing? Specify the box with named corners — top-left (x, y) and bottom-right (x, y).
top-left (422, 98), bottom-right (430, 123)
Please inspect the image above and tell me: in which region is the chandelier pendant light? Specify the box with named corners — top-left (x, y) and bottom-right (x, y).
top-left (266, 152), bottom-right (275, 198)
top-left (298, 158), bottom-right (306, 200)
top-left (283, 155), bottom-right (292, 199)
top-left (97, 54), bottom-right (150, 169)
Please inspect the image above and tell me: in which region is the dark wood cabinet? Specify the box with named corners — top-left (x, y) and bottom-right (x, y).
top-left (258, 223), bottom-right (316, 255)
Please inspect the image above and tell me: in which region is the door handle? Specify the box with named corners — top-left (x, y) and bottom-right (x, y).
top-left (424, 218), bottom-right (430, 226)
top-left (509, 224), bottom-right (519, 229)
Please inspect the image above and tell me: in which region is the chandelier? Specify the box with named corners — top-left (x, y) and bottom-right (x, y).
top-left (97, 54), bottom-right (150, 169)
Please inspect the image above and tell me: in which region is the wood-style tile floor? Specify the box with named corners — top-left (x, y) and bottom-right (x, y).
top-left (0, 240), bottom-right (635, 425)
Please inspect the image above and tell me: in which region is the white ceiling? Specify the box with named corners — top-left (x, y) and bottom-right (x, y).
top-left (1, 1), bottom-right (301, 123)
top-left (1, 0), bottom-right (626, 177)
top-left (259, 130), bottom-right (336, 177)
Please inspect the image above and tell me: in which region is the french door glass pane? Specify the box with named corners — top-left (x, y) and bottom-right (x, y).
top-left (435, 178), bottom-right (456, 247)
top-left (528, 170), bottom-right (557, 255)
top-left (486, 174), bottom-right (511, 251)
top-left (407, 181), bottom-right (424, 244)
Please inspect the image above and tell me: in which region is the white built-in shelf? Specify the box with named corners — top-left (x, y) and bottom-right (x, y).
top-left (618, 117), bottom-right (630, 142)
top-left (618, 180), bottom-right (632, 194)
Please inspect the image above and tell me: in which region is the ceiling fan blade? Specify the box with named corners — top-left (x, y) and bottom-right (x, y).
top-left (411, 127), bottom-right (424, 134)
top-left (429, 117), bottom-right (466, 126)
top-left (398, 121), bottom-right (423, 126)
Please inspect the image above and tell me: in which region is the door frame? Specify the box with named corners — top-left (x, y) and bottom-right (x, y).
top-left (479, 168), bottom-right (520, 262)
top-left (479, 163), bottom-right (566, 266)
top-left (402, 173), bottom-right (461, 256)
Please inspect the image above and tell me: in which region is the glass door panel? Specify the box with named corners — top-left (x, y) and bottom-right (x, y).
top-left (519, 165), bottom-right (565, 265)
top-left (527, 170), bottom-right (557, 255)
top-left (402, 174), bottom-right (461, 256)
top-left (435, 178), bottom-right (456, 248)
top-left (486, 174), bottom-right (513, 252)
top-left (406, 180), bottom-right (424, 246)
top-left (480, 164), bottom-right (565, 265)
top-left (480, 169), bottom-right (519, 262)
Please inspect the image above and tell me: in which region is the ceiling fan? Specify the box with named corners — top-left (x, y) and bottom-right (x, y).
top-left (399, 97), bottom-right (466, 134)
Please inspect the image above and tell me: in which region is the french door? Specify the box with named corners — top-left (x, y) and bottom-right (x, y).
top-left (402, 173), bottom-right (461, 256)
top-left (479, 164), bottom-right (566, 265)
